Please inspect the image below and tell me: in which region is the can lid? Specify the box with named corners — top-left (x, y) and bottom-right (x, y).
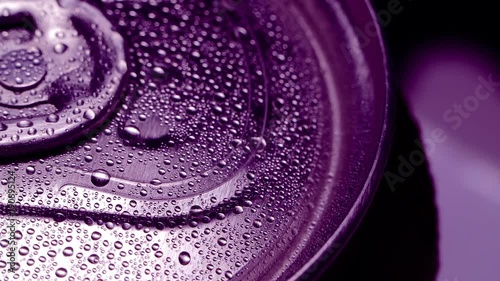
top-left (0, 0), bottom-right (390, 280)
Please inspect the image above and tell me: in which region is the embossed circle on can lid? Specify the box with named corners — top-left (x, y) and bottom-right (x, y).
top-left (0, 0), bottom-right (127, 156)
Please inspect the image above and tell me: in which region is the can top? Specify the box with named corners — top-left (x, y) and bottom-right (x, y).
top-left (0, 0), bottom-right (390, 280)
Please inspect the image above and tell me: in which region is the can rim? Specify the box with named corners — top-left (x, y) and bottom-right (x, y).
top-left (292, 0), bottom-right (393, 279)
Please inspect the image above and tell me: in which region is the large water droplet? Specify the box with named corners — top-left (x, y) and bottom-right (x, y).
top-left (91, 231), bottom-right (102, 240)
top-left (18, 246), bottom-right (29, 256)
top-left (55, 268), bottom-right (68, 278)
top-left (63, 247), bottom-right (74, 257)
top-left (189, 205), bottom-right (203, 215)
top-left (53, 43), bottom-right (68, 54)
top-left (123, 126), bottom-right (141, 139)
top-left (26, 166), bottom-right (36, 175)
top-left (178, 251), bottom-right (191, 265)
top-left (87, 254), bottom-right (100, 264)
top-left (91, 169), bottom-right (111, 187)
top-left (217, 238), bottom-right (227, 246)
top-left (17, 120), bottom-right (33, 128)
top-left (83, 109), bottom-right (96, 120)
top-left (46, 114), bottom-right (60, 123)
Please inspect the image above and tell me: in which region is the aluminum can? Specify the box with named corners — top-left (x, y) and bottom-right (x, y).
top-left (0, 0), bottom-right (389, 280)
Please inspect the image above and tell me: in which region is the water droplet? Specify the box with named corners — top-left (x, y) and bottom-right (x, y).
top-left (17, 120), bottom-right (33, 128)
top-left (26, 166), bottom-right (36, 175)
top-left (63, 247), bottom-right (74, 256)
top-left (46, 128), bottom-right (55, 136)
top-left (91, 231), bottom-right (102, 240)
top-left (83, 109), bottom-right (96, 120)
top-left (178, 251), bottom-right (191, 265)
top-left (87, 254), bottom-right (100, 264)
top-left (123, 126), bottom-right (141, 139)
top-left (225, 271), bottom-right (234, 279)
top-left (18, 246), bottom-right (29, 256)
top-left (46, 114), bottom-right (60, 123)
top-left (233, 206), bottom-right (244, 214)
top-left (54, 212), bottom-right (66, 222)
top-left (117, 60), bottom-right (127, 74)
top-left (91, 169), bottom-right (111, 187)
top-left (253, 219), bottom-right (263, 228)
top-left (189, 205), bottom-right (203, 215)
top-left (55, 268), bottom-right (68, 278)
top-left (54, 43), bottom-right (68, 54)
top-left (217, 238), bottom-right (227, 246)
top-left (56, 31), bottom-right (66, 39)
top-left (150, 178), bottom-right (162, 185)
top-left (251, 137), bottom-right (267, 152)
top-left (191, 51), bottom-right (201, 58)
top-left (153, 66), bottom-right (165, 76)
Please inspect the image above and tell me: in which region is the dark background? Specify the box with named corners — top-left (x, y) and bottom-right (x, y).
top-left (317, 1), bottom-right (499, 280)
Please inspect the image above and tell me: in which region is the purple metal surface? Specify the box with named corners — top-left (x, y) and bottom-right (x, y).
top-left (0, 0), bottom-right (390, 280)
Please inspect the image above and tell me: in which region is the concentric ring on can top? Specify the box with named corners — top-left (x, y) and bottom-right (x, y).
top-left (206, 0), bottom-right (391, 280)
top-left (0, 0), bottom-right (127, 157)
top-left (282, 0), bottom-right (392, 280)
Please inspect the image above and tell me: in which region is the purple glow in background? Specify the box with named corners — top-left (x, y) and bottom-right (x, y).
top-left (403, 42), bottom-right (500, 281)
